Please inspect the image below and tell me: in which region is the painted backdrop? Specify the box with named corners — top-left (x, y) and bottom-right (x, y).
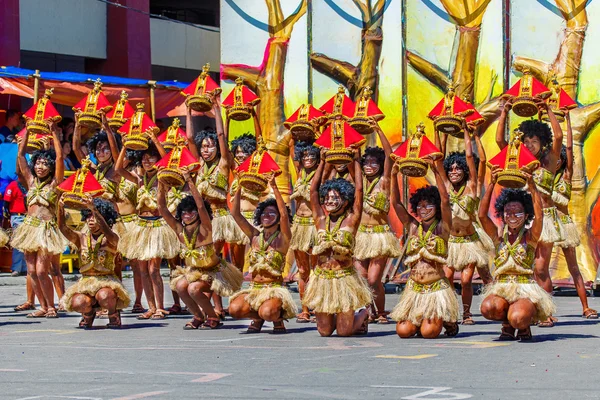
top-left (220, 0), bottom-right (600, 283)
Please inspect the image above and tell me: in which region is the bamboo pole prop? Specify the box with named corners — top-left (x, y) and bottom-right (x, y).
top-left (148, 80), bottom-right (157, 122)
top-left (33, 69), bottom-right (41, 103)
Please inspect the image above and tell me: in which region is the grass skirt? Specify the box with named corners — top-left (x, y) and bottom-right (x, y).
top-left (354, 224), bottom-right (402, 260)
top-left (10, 215), bottom-right (69, 255)
top-left (290, 216), bottom-right (316, 253)
top-left (0, 229), bottom-right (9, 248)
top-left (302, 266), bottom-right (373, 314)
top-left (230, 282), bottom-right (298, 319)
top-left (61, 275), bottom-right (131, 311)
top-left (557, 212), bottom-right (580, 248)
top-left (212, 209), bottom-right (248, 245)
top-left (447, 233), bottom-right (491, 270)
top-left (481, 275), bottom-right (556, 322)
top-left (118, 216), bottom-right (180, 260)
top-left (389, 278), bottom-right (460, 325)
top-left (170, 259), bottom-right (243, 297)
top-left (113, 214), bottom-right (137, 239)
top-left (540, 207), bottom-right (563, 244)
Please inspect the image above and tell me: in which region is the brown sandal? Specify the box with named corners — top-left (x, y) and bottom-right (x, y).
top-left (462, 313), bottom-right (475, 325)
top-left (376, 313), bottom-right (389, 324)
top-left (516, 327), bottom-right (533, 341)
top-left (538, 317), bottom-right (555, 328)
top-left (107, 311), bottom-right (122, 329)
top-left (45, 308), bottom-right (59, 319)
top-left (355, 318), bottom-right (369, 336)
top-left (27, 309), bottom-right (47, 318)
top-left (200, 317), bottom-right (223, 329)
top-left (296, 312), bottom-right (311, 323)
top-left (444, 322), bottom-right (460, 337)
top-left (499, 323), bottom-right (516, 341)
top-left (272, 320), bottom-right (287, 334)
top-left (583, 308), bottom-right (598, 319)
top-left (183, 316), bottom-right (205, 330)
top-left (14, 302), bottom-right (35, 312)
top-left (136, 309), bottom-right (156, 320)
top-left (246, 319), bottom-right (264, 334)
top-left (167, 304), bottom-right (183, 315)
top-left (78, 312), bottom-right (96, 329)
top-left (96, 309), bottom-right (109, 319)
top-left (151, 309), bottom-right (169, 320)
top-left (131, 304), bottom-right (146, 314)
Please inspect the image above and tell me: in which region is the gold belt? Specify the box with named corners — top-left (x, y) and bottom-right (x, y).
top-left (449, 232), bottom-right (479, 243)
top-left (250, 282), bottom-right (283, 289)
top-left (119, 213), bottom-right (137, 223)
top-left (312, 266), bottom-right (354, 279)
top-left (293, 215), bottom-right (314, 226)
top-left (495, 274), bottom-right (535, 284)
top-left (242, 210), bottom-right (255, 221)
top-left (407, 278), bottom-right (450, 293)
top-left (358, 224), bottom-right (391, 234)
top-left (213, 208), bottom-right (230, 218)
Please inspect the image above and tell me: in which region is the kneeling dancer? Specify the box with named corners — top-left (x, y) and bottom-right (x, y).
top-left (389, 160), bottom-right (460, 339)
top-left (59, 197), bottom-right (130, 328)
top-left (478, 169), bottom-right (556, 341)
top-left (229, 176), bottom-right (297, 333)
top-left (303, 150), bottom-right (372, 337)
top-left (157, 170), bottom-right (243, 329)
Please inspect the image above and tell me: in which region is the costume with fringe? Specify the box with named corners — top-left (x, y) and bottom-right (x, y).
top-left (113, 213), bottom-right (137, 238)
top-left (61, 233), bottom-right (130, 311)
top-left (481, 227), bottom-right (556, 322)
top-left (290, 215), bottom-right (316, 253)
top-left (169, 226), bottom-right (243, 296)
top-left (355, 177), bottom-right (402, 260)
top-left (0, 228), bottom-right (9, 248)
top-left (229, 231), bottom-right (298, 319)
top-left (390, 220), bottom-right (460, 324)
top-left (212, 207), bottom-right (248, 245)
top-left (303, 215), bottom-right (373, 314)
top-left (167, 186), bottom-right (188, 214)
top-left (118, 174), bottom-right (180, 260)
top-left (552, 175), bottom-right (580, 248)
top-left (11, 178), bottom-right (68, 254)
top-left (290, 170), bottom-right (317, 253)
top-left (540, 206), bottom-right (563, 244)
top-left (447, 186), bottom-right (491, 270)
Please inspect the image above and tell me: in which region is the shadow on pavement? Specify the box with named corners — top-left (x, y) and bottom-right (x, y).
top-left (0, 320), bottom-right (42, 327)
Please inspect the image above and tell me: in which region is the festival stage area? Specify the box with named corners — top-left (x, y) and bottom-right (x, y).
top-left (0, 275), bottom-right (597, 400)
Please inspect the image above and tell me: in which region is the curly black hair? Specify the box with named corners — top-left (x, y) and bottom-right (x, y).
top-left (194, 129), bottom-right (221, 160)
top-left (175, 195), bottom-right (213, 222)
top-left (294, 140), bottom-right (320, 163)
top-left (86, 130), bottom-right (122, 156)
top-left (319, 178), bottom-right (355, 211)
top-left (519, 119), bottom-right (553, 151)
top-left (443, 151), bottom-right (480, 182)
top-left (409, 186), bottom-right (442, 221)
top-left (253, 198), bottom-right (293, 227)
top-left (29, 149), bottom-right (56, 179)
top-left (230, 133), bottom-right (257, 156)
top-left (126, 149), bottom-right (142, 167)
top-left (494, 188), bottom-right (534, 225)
top-left (80, 198), bottom-right (119, 227)
top-left (558, 145), bottom-right (567, 173)
top-left (360, 147), bottom-right (386, 176)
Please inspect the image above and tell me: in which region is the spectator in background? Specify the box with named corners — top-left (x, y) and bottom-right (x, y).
top-left (0, 109), bottom-right (22, 142)
top-left (0, 138), bottom-right (20, 205)
top-left (60, 118), bottom-right (75, 142)
top-left (4, 179), bottom-right (27, 276)
top-left (61, 141), bottom-right (76, 171)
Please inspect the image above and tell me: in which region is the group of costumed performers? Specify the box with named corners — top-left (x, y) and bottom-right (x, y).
top-left (7, 74), bottom-right (597, 340)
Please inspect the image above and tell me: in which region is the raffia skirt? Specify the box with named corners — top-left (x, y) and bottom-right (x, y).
top-left (390, 278), bottom-right (460, 325)
top-left (0, 228), bottom-right (9, 248)
top-left (61, 274), bottom-right (131, 311)
top-left (354, 224), bottom-right (403, 260)
top-left (447, 232), bottom-right (491, 271)
top-left (303, 266), bottom-right (373, 314)
top-left (113, 213), bottom-right (137, 239)
top-left (230, 282), bottom-right (298, 319)
top-left (118, 216), bottom-right (180, 260)
top-left (481, 274), bottom-right (556, 322)
top-left (170, 259), bottom-right (243, 297)
top-left (10, 215), bottom-right (69, 255)
top-left (290, 215), bottom-right (316, 254)
top-left (212, 208), bottom-right (248, 245)
top-left (540, 207), bottom-right (563, 244)
top-left (556, 211), bottom-right (580, 248)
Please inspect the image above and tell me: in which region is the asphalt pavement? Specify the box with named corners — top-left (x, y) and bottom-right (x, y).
top-left (1, 273), bottom-right (599, 400)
